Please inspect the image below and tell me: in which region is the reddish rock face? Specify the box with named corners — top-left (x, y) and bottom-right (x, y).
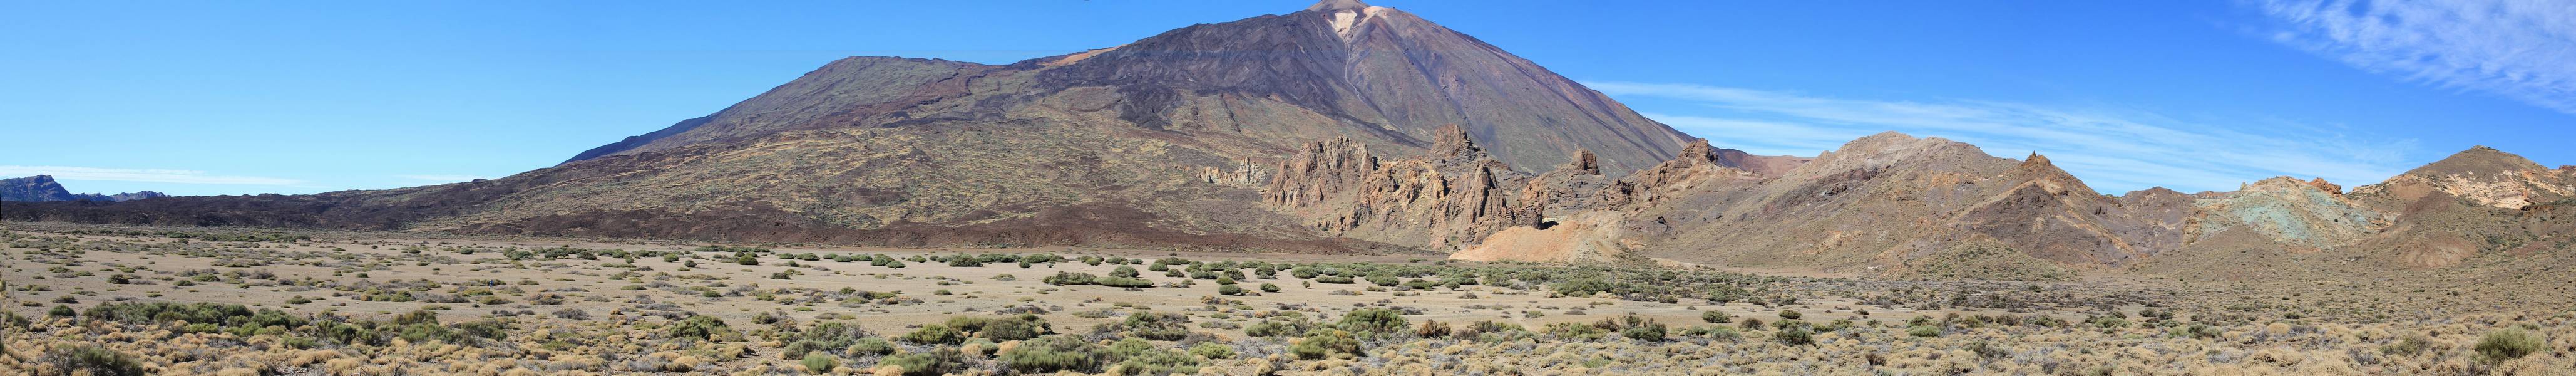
top-left (2307, 178), bottom-right (2343, 195)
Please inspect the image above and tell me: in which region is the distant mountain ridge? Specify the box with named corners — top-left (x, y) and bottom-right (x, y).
top-left (0, 175), bottom-right (167, 202)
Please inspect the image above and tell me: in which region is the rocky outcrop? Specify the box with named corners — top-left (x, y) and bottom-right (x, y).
top-left (1, 175), bottom-right (167, 202)
top-left (2187, 177), bottom-right (2386, 251)
top-left (2353, 146), bottom-right (2576, 210)
top-left (1568, 149), bottom-right (1601, 175)
top-left (2337, 147), bottom-right (2576, 267)
top-left (1, 175), bottom-right (78, 202)
top-left (1450, 211), bottom-right (1634, 263)
top-left (1266, 137), bottom-right (1380, 208)
top-left (1263, 125), bottom-right (1544, 249)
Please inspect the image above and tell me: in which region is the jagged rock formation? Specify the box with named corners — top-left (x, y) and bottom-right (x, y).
top-left (1266, 125), bottom-right (1546, 249)
top-left (1, 175), bottom-right (166, 202)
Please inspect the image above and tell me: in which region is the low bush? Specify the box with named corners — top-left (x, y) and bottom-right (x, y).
top-left (2473, 328), bottom-right (2545, 363)
top-left (668, 315), bottom-right (736, 342)
top-left (879, 347), bottom-right (967, 376)
top-left (1337, 308), bottom-right (1407, 336)
top-left (1097, 276), bottom-right (1155, 288)
top-left (1291, 330), bottom-right (1363, 360)
top-left (901, 324), bottom-right (963, 345)
top-left (1775, 325), bottom-right (1814, 346)
top-left (799, 353), bottom-right (837, 374)
top-left (47, 344), bottom-right (146, 376)
top-left (1114, 311), bottom-right (1193, 340)
top-left (999, 335), bottom-right (1099, 373)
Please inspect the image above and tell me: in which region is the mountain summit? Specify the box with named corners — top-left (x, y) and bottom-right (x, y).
top-left (565, 1), bottom-right (1689, 174)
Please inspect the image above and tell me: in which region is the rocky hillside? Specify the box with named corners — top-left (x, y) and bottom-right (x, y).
top-left (1442, 137), bottom-right (2573, 277)
top-left (0, 175), bottom-right (166, 202)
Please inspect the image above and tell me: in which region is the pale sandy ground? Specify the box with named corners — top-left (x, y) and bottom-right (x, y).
top-left (3, 226), bottom-right (2040, 338)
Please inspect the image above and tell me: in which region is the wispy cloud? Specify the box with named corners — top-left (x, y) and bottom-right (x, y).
top-left (398, 174), bottom-right (487, 182)
top-left (2252, 0), bottom-right (2576, 115)
top-left (0, 166), bottom-right (304, 185)
top-left (1585, 81), bottom-right (2416, 193)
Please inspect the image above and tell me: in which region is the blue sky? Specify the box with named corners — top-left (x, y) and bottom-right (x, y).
top-left (3, 0), bottom-right (2567, 196)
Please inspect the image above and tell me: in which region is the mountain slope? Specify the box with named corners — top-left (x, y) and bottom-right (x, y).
top-left (3, 1), bottom-right (1693, 254)
top-left (569, 1), bottom-right (1689, 174)
top-left (1, 175), bottom-right (166, 202)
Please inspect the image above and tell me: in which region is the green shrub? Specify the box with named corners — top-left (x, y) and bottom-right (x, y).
top-left (1546, 322), bottom-right (1609, 340)
top-left (879, 347), bottom-right (967, 376)
top-left (1188, 343), bottom-right (1236, 360)
top-left (48, 305), bottom-right (75, 318)
top-left (1259, 283), bottom-right (1281, 293)
top-left (901, 324), bottom-right (964, 345)
top-left (1337, 308), bottom-right (1407, 336)
top-left (799, 353), bottom-right (838, 374)
top-left (2473, 328), bottom-right (2545, 363)
top-left (1218, 285), bottom-right (1246, 296)
top-left (669, 315), bottom-right (735, 342)
top-left (1678, 326), bottom-right (1742, 341)
top-left (1116, 311), bottom-right (1192, 340)
top-left (1000, 335), bottom-right (1100, 373)
top-left (1244, 319), bottom-right (1313, 338)
top-left (847, 337), bottom-right (895, 356)
top-left (1621, 321), bottom-right (1668, 341)
top-left (944, 314), bottom-right (1049, 341)
top-left (1044, 272), bottom-right (1097, 285)
top-left (1097, 276), bottom-right (1155, 288)
top-left (2177, 323), bottom-right (2220, 340)
top-left (48, 345), bottom-right (146, 376)
top-left (1111, 347), bottom-right (1203, 375)
top-left (1291, 330), bottom-right (1363, 360)
top-left (1701, 310), bottom-right (1732, 323)
top-left (1775, 325), bottom-right (1814, 346)
top-left (1777, 310), bottom-right (1802, 320)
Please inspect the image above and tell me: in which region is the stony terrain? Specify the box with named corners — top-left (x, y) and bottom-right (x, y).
top-left (4, 224), bottom-right (2571, 375)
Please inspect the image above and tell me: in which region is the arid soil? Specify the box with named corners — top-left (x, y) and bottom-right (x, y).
top-left (4, 223), bottom-right (2568, 375)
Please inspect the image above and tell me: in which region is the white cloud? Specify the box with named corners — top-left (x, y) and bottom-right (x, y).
top-left (1585, 81), bottom-right (2416, 193)
top-left (398, 174), bottom-right (487, 182)
top-left (2253, 0), bottom-right (2576, 115)
top-left (0, 166), bottom-right (304, 185)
